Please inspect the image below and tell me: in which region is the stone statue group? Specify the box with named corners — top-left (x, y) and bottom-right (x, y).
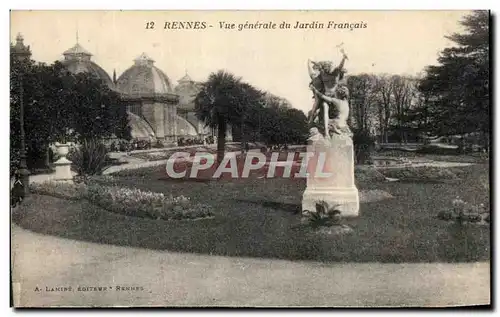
top-left (307, 46), bottom-right (351, 140)
top-left (302, 46), bottom-right (360, 219)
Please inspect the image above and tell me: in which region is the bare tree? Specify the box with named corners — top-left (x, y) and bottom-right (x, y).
top-left (373, 74), bottom-right (394, 143)
top-left (347, 74), bottom-right (379, 132)
top-left (391, 75), bottom-right (419, 143)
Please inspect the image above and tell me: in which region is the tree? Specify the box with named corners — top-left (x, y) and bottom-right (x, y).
top-left (10, 58), bottom-right (131, 173)
top-left (347, 74), bottom-right (378, 132)
top-left (10, 58), bottom-right (73, 169)
top-left (391, 75), bottom-right (419, 143)
top-left (64, 72), bottom-right (130, 142)
top-left (264, 93), bottom-right (293, 110)
top-left (257, 104), bottom-right (308, 146)
top-left (237, 82), bottom-right (265, 151)
top-left (373, 74), bottom-right (394, 143)
top-left (352, 127), bottom-right (376, 164)
top-left (418, 10), bottom-right (489, 149)
top-left (281, 108), bottom-right (308, 144)
top-left (259, 106), bottom-right (283, 145)
top-left (194, 70), bottom-right (263, 163)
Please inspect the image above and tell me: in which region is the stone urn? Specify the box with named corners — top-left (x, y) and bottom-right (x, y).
top-left (53, 142), bottom-right (73, 183)
top-left (55, 142), bottom-right (70, 157)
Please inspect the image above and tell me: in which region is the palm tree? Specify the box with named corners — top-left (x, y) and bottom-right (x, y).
top-left (194, 70), bottom-right (263, 164)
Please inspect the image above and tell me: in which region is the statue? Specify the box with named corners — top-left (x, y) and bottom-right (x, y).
top-left (307, 127), bottom-right (324, 143)
top-left (307, 48), bottom-right (350, 137)
top-left (302, 47), bottom-right (359, 219)
top-left (310, 84), bottom-right (352, 137)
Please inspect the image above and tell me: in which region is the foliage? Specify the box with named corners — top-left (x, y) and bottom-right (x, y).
top-left (257, 103), bottom-right (308, 146)
top-left (194, 71), bottom-right (307, 157)
top-left (437, 196), bottom-right (489, 224)
top-left (352, 127), bottom-right (376, 164)
top-left (10, 59), bottom-right (71, 170)
top-left (29, 181), bottom-right (214, 221)
top-left (10, 58), bottom-right (130, 174)
top-left (354, 166), bottom-right (387, 183)
top-left (303, 201), bottom-right (342, 228)
top-left (345, 12), bottom-right (489, 145)
top-left (29, 181), bottom-right (87, 200)
top-left (347, 74), bottom-right (379, 131)
top-left (68, 139), bottom-right (110, 176)
top-left (194, 70), bottom-right (264, 163)
top-left (346, 73), bottom-right (424, 143)
top-left (418, 11), bottom-right (489, 144)
top-left (65, 73), bottom-right (131, 142)
top-left (10, 148), bottom-right (20, 178)
top-left (415, 144), bottom-right (459, 155)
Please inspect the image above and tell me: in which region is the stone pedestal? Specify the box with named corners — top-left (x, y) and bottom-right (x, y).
top-left (53, 143), bottom-right (73, 183)
top-left (302, 134), bottom-right (359, 217)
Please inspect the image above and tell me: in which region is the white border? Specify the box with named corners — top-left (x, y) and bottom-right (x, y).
top-left (2, 1), bottom-right (497, 316)
top-left (5, 1), bottom-right (499, 10)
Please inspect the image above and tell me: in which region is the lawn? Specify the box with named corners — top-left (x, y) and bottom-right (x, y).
top-left (128, 142), bottom-right (264, 162)
top-left (12, 161), bottom-right (490, 263)
top-left (377, 149), bottom-right (489, 164)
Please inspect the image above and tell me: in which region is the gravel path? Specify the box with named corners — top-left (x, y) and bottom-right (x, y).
top-left (12, 225), bottom-right (490, 307)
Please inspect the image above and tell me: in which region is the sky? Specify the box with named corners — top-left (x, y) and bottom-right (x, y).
top-left (10, 10), bottom-right (470, 114)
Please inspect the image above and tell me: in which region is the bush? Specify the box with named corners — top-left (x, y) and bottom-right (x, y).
top-left (303, 200), bottom-right (342, 229)
top-left (437, 197), bottom-right (489, 225)
top-left (68, 139), bottom-right (110, 176)
top-left (416, 144), bottom-right (459, 155)
top-left (353, 128), bottom-right (376, 164)
top-left (29, 181), bottom-right (87, 200)
top-left (29, 181), bottom-right (214, 221)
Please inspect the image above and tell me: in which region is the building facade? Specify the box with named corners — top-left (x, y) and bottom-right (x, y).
top-left (60, 41), bottom-right (219, 145)
top-left (11, 34), bottom-right (234, 145)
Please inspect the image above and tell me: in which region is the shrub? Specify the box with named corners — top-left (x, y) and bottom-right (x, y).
top-left (416, 144), bottom-right (459, 155)
top-left (86, 175), bottom-right (117, 184)
top-left (68, 139), bottom-right (110, 176)
top-left (303, 200), bottom-right (342, 228)
top-left (352, 128), bottom-right (376, 165)
top-left (29, 181), bottom-right (213, 221)
top-left (437, 197), bottom-right (489, 225)
top-left (29, 181), bottom-right (87, 200)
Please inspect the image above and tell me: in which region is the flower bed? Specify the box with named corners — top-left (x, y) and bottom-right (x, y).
top-left (29, 181), bottom-right (86, 200)
top-left (29, 181), bottom-right (214, 221)
top-left (437, 197), bottom-right (490, 225)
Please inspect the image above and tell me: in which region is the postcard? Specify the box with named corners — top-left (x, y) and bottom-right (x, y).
top-left (10, 10), bottom-right (490, 307)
